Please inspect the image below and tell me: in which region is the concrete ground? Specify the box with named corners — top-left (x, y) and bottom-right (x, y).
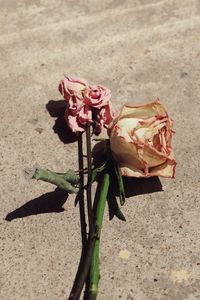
top-left (1, 0), bottom-right (200, 299)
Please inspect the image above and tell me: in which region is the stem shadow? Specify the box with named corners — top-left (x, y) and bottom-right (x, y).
top-left (5, 188), bottom-right (68, 221)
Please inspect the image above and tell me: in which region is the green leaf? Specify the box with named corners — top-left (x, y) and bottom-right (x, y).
top-left (91, 169), bottom-right (98, 183)
top-left (114, 164), bottom-right (126, 206)
top-left (63, 169), bottom-right (80, 184)
top-left (32, 169), bottom-right (78, 193)
top-left (107, 188), bottom-right (126, 222)
top-left (91, 162), bottom-right (108, 184)
top-left (114, 200), bottom-right (126, 221)
top-left (96, 162), bottom-right (107, 173)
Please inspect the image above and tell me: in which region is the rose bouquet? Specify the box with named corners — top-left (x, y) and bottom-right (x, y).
top-left (29, 76), bottom-right (176, 299)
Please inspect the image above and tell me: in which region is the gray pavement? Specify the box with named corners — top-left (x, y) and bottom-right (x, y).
top-left (1, 0), bottom-right (200, 299)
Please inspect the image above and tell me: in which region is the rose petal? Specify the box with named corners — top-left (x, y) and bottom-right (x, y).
top-left (63, 76), bottom-right (88, 93)
top-left (66, 114), bottom-right (85, 132)
top-left (108, 99), bottom-right (167, 134)
top-left (110, 132), bottom-right (144, 170)
top-left (121, 99), bottom-right (167, 119)
top-left (59, 76), bottom-right (88, 103)
top-left (149, 159), bottom-right (176, 178)
top-left (120, 166), bottom-right (146, 177)
top-left (78, 105), bottom-right (92, 125)
top-left (116, 118), bottom-right (142, 142)
top-left (85, 85), bottom-right (111, 109)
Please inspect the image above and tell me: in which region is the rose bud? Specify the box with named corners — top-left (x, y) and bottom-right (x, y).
top-left (108, 99), bottom-right (176, 178)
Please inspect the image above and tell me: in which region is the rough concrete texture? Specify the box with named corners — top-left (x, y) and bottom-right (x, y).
top-left (1, 0), bottom-right (200, 299)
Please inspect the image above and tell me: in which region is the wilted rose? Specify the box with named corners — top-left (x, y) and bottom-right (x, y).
top-left (85, 85), bottom-right (111, 109)
top-left (59, 76), bottom-right (114, 134)
top-left (108, 99), bottom-right (176, 178)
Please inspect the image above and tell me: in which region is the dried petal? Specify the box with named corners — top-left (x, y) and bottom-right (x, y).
top-left (108, 99), bottom-right (176, 178)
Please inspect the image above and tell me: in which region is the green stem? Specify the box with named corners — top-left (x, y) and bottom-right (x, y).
top-left (77, 133), bottom-right (87, 245)
top-left (68, 134), bottom-right (91, 300)
top-left (68, 232), bottom-right (96, 300)
top-left (86, 125), bottom-right (94, 231)
top-left (68, 127), bottom-right (95, 300)
top-left (89, 172), bottom-right (110, 300)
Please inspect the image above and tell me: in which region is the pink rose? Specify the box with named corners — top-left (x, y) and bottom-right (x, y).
top-left (108, 99), bottom-right (176, 178)
top-left (85, 85), bottom-right (111, 109)
top-left (59, 76), bottom-right (114, 134)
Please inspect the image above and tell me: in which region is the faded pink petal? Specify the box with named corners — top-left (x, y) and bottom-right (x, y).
top-left (78, 105), bottom-right (93, 125)
top-left (65, 110), bottom-right (85, 133)
top-left (68, 96), bottom-right (83, 115)
top-left (85, 85), bottom-right (111, 109)
top-left (93, 102), bottom-right (115, 134)
top-left (59, 76), bottom-right (88, 102)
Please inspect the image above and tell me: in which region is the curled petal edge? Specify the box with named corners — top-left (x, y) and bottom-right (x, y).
top-left (120, 159), bottom-right (176, 178)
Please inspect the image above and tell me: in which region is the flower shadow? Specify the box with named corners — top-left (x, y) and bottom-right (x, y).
top-left (124, 176), bottom-right (163, 197)
top-left (107, 176), bottom-right (162, 221)
top-left (46, 100), bottom-right (78, 144)
top-left (5, 188), bottom-right (68, 221)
